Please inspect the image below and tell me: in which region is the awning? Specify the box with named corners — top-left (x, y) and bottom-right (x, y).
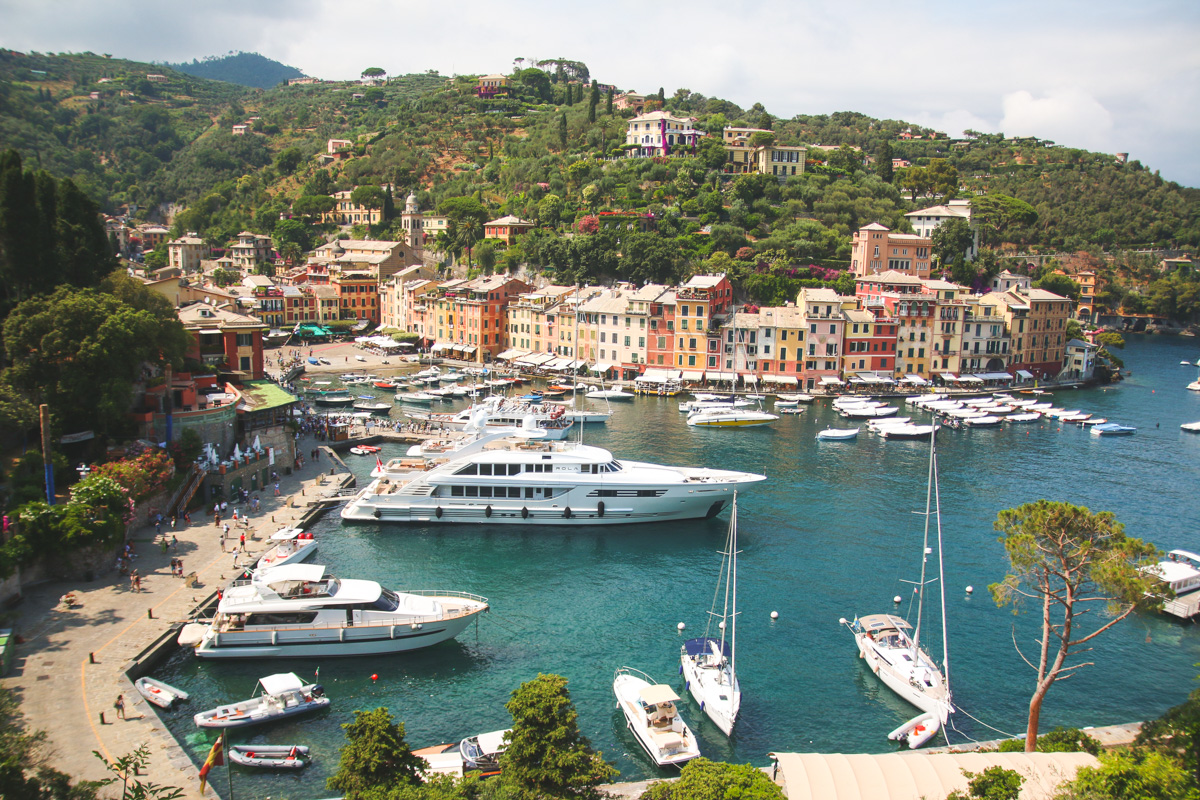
top-left (517, 352), bottom-right (555, 366)
top-left (1016, 370), bottom-right (1034, 380)
top-left (855, 373), bottom-right (889, 384)
top-left (975, 372), bottom-right (1013, 381)
top-left (706, 372), bottom-right (736, 382)
top-left (544, 357), bottom-right (571, 370)
top-left (430, 343), bottom-right (449, 353)
top-left (820, 376), bottom-right (844, 385)
top-left (563, 359), bottom-right (586, 370)
top-left (763, 375), bottom-right (798, 385)
top-left (680, 370), bottom-right (705, 381)
top-left (258, 673), bottom-right (305, 696)
top-left (903, 375), bottom-right (929, 385)
top-left (199, 328), bottom-right (222, 335)
top-left (459, 346), bottom-right (477, 355)
top-left (741, 373), bottom-right (758, 384)
top-left (495, 349), bottom-right (528, 361)
top-left (959, 375), bottom-right (984, 383)
top-left (638, 368), bottom-right (675, 383)
top-left (939, 372), bottom-right (960, 381)
top-left (590, 362), bottom-right (616, 373)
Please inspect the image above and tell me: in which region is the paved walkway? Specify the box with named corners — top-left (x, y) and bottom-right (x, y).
top-left (1, 436), bottom-right (352, 798)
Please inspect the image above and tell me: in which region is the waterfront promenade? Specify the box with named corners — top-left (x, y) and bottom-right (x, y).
top-left (0, 434), bottom-right (353, 798)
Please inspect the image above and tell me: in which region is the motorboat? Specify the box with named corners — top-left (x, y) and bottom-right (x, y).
top-left (613, 667), bottom-right (701, 767)
top-left (839, 405), bottom-right (899, 419)
top-left (962, 416), bottom-right (1003, 427)
top-left (341, 434), bottom-right (765, 526)
top-left (193, 673), bottom-right (328, 728)
top-left (687, 407), bottom-right (778, 428)
top-left (313, 393), bottom-right (354, 406)
top-left (353, 401), bottom-right (392, 414)
top-left (774, 399), bottom-right (799, 408)
top-left (318, 357), bottom-right (331, 366)
top-left (135, 677), bottom-right (189, 709)
top-left (562, 409), bottom-right (612, 424)
top-left (1091, 422), bottom-right (1136, 435)
top-left (776, 393), bottom-right (814, 404)
top-left (867, 417), bottom-right (911, 430)
top-left (1182, 421), bottom-right (1200, 432)
top-left (1187, 381), bottom-right (1200, 392)
top-left (228, 745), bottom-right (310, 770)
top-left (841, 431), bottom-right (954, 746)
top-left (401, 392), bottom-right (438, 403)
top-left (1005, 413), bottom-right (1041, 424)
top-left (406, 397), bottom-right (576, 440)
top-left (586, 384), bottom-right (634, 401)
top-left (412, 729), bottom-right (510, 779)
top-left (255, 529), bottom-right (317, 570)
top-left (681, 493), bottom-right (741, 736)
top-left (879, 424), bottom-right (939, 440)
top-left (177, 564), bottom-right (489, 659)
top-left (1080, 417), bottom-right (1108, 426)
top-left (373, 381), bottom-right (402, 391)
top-left (1060, 413), bottom-right (1093, 423)
top-left (817, 428), bottom-right (860, 441)
top-left (679, 397), bottom-right (753, 413)
top-left (1142, 550), bottom-right (1200, 619)
top-left (349, 445), bottom-right (382, 455)
top-left (779, 407), bottom-right (805, 415)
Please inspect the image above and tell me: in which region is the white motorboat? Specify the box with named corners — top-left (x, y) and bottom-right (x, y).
top-left (1091, 422), bottom-right (1136, 435)
top-left (1143, 550), bottom-right (1200, 619)
top-left (349, 445), bottom-right (382, 456)
top-left (774, 399), bottom-right (799, 408)
top-left (342, 436), bottom-right (765, 526)
top-left (228, 745), bottom-right (310, 770)
top-left (406, 397), bottom-right (576, 440)
top-left (563, 409), bottom-right (612, 424)
top-left (962, 415), bottom-right (1003, 427)
top-left (313, 393), bottom-right (354, 406)
top-left (686, 407), bottom-right (779, 428)
top-left (587, 384), bottom-right (634, 401)
top-left (135, 676), bottom-right (189, 709)
top-left (679, 396), bottom-right (753, 412)
top-left (178, 564), bottom-right (489, 659)
top-left (879, 424), bottom-right (939, 440)
top-left (817, 428), bottom-right (860, 441)
top-left (681, 493), bottom-right (741, 736)
top-left (839, 405), bottom-right (899, 419)
top-left (412, 729), bottom-right (510, 779)
top-left (1080, 417), bottom-right (1108, 426)
top-left (776, 393), bottom-right (814, 404)
top-left (613, 667), bottom-right (701, 767)
top-left (867, 417), bottom-right (911, 430)
top-left (193, 673), bottom-right (328, 729)
top-left (1182, 421), bottom-right (1200, 432)
top-left (352, 401), bottom-right (392, 414)
top-left (402, 392), bottom-right (438, 403)
top-left (1005, 413), bottom-right (1041, 423)
top-left (1187, 381), bottom-right (1200, 392)
top-left (841, 431), bottom-right (954, 745)
top-left (1060, 413), bottom-right (1093, 423)
top-left (255, 528), bottom-right (318, 570)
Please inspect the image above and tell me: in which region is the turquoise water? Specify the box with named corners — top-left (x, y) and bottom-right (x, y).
top-left (158, 335), bottom-right (1200, 798)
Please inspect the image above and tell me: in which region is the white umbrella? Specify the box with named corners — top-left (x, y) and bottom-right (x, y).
top-left (252, 435), bottom-right (262, 452)
top-left (233, 444), bottom-right (243, 460)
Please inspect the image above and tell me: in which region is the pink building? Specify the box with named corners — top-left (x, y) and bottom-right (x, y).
top-left (850, 223), bottom-right (932, 278)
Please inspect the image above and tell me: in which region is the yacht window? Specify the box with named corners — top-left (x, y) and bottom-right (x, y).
top-left (480, 486), bottom-right (493, 498)
top-left (451, 486), bottom-right (464, 497)
top-left (480, 464), bottom-right (493, 476)
top-left (466, 486), bottom-right (479, 497)
top-left (371, 588), bottom-right (401, 612)
top-left (508, 464), bottom-right (520, 476)
top-left (525, 487), bottom-right (534, 498)
top-left (245, 612), bottom-right (318, 626)
top-left (609, 461), bottom-right (622, 471)
top-left (455, 464), bottom-right (478, 476)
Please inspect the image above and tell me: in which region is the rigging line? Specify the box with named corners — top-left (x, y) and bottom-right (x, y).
top-left (953, 706), bottom-right (1021, 740)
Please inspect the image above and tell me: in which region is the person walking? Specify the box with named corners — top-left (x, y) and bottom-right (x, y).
top-left (114, 694), bottom-right (125, 720)
top-left (130, 569), bottom-right (140, 593)
top-left (239, 531), bottom-right (246, 553)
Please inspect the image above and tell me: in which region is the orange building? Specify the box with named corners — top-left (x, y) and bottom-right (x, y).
top-left (432, 274), bottom-right (531, 361)
top-left (850, 223), bottom-right (932, 278)
top-left (484, 216), bottom-right (536, 246)
top-left (332, 271), bottom-right (380, 324)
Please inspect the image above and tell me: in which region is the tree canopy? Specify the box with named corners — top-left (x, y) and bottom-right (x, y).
top-left (327, 707), bottom-right (426, 799)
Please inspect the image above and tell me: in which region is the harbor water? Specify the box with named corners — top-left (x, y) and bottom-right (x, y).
top-left (157, 334), bottom-right (1200, 797)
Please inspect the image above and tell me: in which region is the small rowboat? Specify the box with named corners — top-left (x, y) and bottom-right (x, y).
top-left (817, 427), bottom-right (859, 441)
top-left (888, 711), bottom-right (940, 749)
top-left (779, 407), bottom-right (805, 415)
top-left (135, 677), bottom-right (190, 709)
top-left (229, 745), bottom-right (310, 770)
top-left (349, 445), bottom-right (381, 456)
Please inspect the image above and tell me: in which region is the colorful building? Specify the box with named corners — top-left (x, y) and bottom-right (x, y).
top-left (432, 274), bottom-right (531, 361)
top-left (850, 223), bottom-right (933, 278)
top-left (178, 303), bottom-right (267, 380)
top-left (484, 215), bottom-right (536, 246)
top-left (624, 111), bottom-right (705, 157)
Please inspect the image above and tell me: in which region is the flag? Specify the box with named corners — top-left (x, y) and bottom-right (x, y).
top-left (199, 733), bottom-right (224, 793)
top-left (375, 456), bottom-right (383, 473)
top-left (315, 665), bottom-right (320, 680)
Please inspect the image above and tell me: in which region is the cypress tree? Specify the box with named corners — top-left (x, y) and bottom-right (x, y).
top-left (877, 140), bottom-right (895, 183)
top-left (558, 113), bottom-right (568, 150)
top-left (606, 88), bottom-right (613, 116)
top-left (588, 82), bottom-right (599, 123)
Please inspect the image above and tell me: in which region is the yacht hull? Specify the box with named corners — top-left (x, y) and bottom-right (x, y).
top-left (194, 612), bottom-right (481, 659)
top-left (681, 648), bottom-right (739, 736)
top-left (853, 633), bottom-right (952, 724)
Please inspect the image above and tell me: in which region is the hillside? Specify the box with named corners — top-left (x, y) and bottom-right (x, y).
top-left (164, 52), bottom-right (305, 89)
top-left (1, 48), bottom-right (1197, 308)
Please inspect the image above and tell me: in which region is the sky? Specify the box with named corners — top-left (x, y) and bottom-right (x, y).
top-left (4, 0), bottom-right (1200, 187)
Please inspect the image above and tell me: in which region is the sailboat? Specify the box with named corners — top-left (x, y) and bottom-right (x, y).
top-left (680, 492), bottom-right (742, 736)
top-left (840, 431), bottom-right (953, 749)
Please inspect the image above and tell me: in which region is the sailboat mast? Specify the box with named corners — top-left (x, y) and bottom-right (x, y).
top-left (729, 493), bottom-right (737, 675)
top-left (912, 424), bottom-right (937, 654)
top-left (574, 285), bottom-right (583, 445)
top-left (933, 432), bottom-right (950, 692)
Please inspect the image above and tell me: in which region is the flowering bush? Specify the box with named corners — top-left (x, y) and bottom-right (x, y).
top-left (88, 449), bottom-right (175, 502)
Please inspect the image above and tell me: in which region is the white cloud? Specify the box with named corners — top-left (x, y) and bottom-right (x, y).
top-left (1000, 89), bottom-right (1114, 151)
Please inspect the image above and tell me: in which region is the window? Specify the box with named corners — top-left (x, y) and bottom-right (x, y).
top-left (236, 333), bottom-right (253, 347)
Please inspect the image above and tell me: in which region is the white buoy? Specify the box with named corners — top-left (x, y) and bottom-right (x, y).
top-left (893, 595), bottom-right (902, 604)
top-left (718, 621), bottom-right (726, 630)
top-left (770, 611), bottom-right (779, 620)
top-left (966, 585), bottom-right (974, 594)
top-left (677, 622), bottom-right (686, 631)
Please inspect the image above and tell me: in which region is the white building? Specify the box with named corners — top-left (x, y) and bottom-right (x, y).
top-left (624, 111), bottom-right (705, 157)
top-left (904, 199), bottom-right (978, 259)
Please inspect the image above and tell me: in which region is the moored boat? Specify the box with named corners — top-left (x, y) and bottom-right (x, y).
top-left (817, 428), bottom-right (860, 441)
top-left (255, 528), bottom-right (317, 570)
top-left (228, 744), bottom-right (310, 769)
top-left (1091, 422), bottom-right (1136, 436)
top-left (613, 667), bottom-right (701, 767)
top-left (135, 676), bottom-right (190, 709)
top-left (193, 673), bottom-right (328, 729)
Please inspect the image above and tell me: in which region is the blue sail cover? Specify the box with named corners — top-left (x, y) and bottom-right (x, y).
top-left (683, 637), bottom-right (731, 659)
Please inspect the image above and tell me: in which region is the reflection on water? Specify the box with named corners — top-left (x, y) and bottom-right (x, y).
top-left (157, 335), bottom-right (1200, 794)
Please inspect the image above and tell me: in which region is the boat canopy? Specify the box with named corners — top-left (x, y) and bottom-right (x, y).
top-left (639, 684), bottom-right (681, 706)
top-left (683, 636), bottom-right (731, 659)
top-left (270, 528), bottom-right (304, 541)
top-left (258, 563), bottom-right (326, 583)
top-left (856, 613), bottom-right (912, 632)
top-left (258, 673), bottom-right (305, 695)
top-left (1169, 549), bottom-right (1200, 563)
top-left (475, 730), bottom-right (510, 755)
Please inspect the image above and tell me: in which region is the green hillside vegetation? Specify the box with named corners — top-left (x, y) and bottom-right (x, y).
top-left (1, 50), bottom-right (1198, 317)
top-left (165, 51), bottom-right (305, 89)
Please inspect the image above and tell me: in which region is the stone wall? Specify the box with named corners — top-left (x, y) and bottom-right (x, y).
top-left (201, 450), bottom-right (286, 506)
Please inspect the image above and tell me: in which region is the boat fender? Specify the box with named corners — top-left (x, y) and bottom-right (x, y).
top-left (596, 501), bottom-right (604, 517)
top-left (485, 505), bottom-right (492, 518)
top-left (563, 507), bottom-right (572, 519)
top-left (435, 507), bottom-right (443, 519)
top-left (521, 507), bottom-right (529, 519)
top-left (373, 509), bottom-right (381, 519)
top-left (700, 701), bottom-right (705, 710)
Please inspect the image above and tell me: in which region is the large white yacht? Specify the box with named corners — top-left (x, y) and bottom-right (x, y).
top-left (403, 396), bottom-right (575, 440)
top-left (341, 437), bottom-right (765, 526)
top-left (177, 564), bottom-right (489, 659)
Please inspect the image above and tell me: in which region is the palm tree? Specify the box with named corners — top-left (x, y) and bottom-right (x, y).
top-left (457, 218), bottom-right (481, 268)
